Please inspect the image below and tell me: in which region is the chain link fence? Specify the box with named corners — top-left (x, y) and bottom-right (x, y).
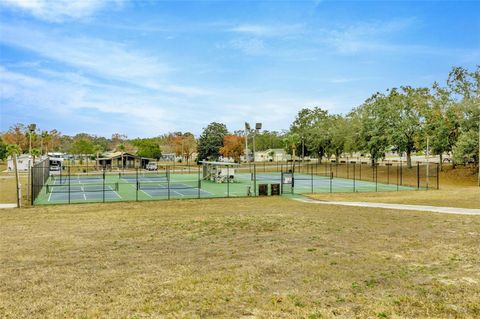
top-left (31, 160), bottom-right (439, 205)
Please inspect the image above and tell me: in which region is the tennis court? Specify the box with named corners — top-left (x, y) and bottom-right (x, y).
top-left (46, 181), bottom-right (121, 203)
top-left (33, 168), bottom-right (417, 205)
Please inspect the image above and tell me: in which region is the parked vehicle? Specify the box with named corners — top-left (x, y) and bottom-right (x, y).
top-left (146, 162), bottom-right (158, 171)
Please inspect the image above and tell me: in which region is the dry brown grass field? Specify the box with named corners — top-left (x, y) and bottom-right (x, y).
top-left (309, 165), bottom-right (479, 209)
top-left (309, 187), bottom-right (479, 209)
top-left (0, 163), bottom-right (479, 318)
top-left (0, 162), bottom-right (29, 205)
top-left (1, 197), bottom-right (480, 318)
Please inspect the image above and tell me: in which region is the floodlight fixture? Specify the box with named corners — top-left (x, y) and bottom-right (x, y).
top-left (245, 122), bottom-right (251, 131)
top-left (255, 122), bottom-right (262, 130)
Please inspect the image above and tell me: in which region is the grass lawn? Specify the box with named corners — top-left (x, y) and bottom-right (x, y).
top-left (308, 187), bottom-right (480, 209)
top-left (0, 174), bottom-right (28, 204)
top-left (1, 197), bottom-right (479, 318)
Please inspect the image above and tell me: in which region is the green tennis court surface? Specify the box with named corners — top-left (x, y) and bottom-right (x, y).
top-left (34, 171), bottom-right (417, 205)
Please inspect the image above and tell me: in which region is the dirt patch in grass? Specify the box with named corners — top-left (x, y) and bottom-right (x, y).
top-left (308, 187), bottom-right (480, 209)
top-left (1, 197), bottom-right (479, 318)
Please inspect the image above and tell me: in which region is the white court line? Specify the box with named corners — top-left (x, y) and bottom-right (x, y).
top-left (103, 185), bottom-right (122, 199)
top-left (171, 189), bottom-right (184, 197)
top-left (83, 193), bottom-right (86, 201)
top-left (127, 182), bottom-right (152, 198)
top-left (112, 190), bottom-right (122, 199)
top-left (141, 189), bottom-right (152, 198)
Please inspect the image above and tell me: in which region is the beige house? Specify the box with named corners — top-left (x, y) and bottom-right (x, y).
top-left (96, 152), bottom-right (152, 169)
top-left (254, 149), bottom-right (289, 162)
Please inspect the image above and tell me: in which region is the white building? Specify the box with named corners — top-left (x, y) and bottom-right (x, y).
top-left (254, 149), bottom-right (289, 162)
top-left (7, 154), bottom-right (33, 172)
top-left (7, 154), bottom-right (50, 172)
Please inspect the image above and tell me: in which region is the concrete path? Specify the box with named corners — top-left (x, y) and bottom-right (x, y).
top-left (293, 197), bottom-right (480, 216)
top-left (0, 204), bottom-right (17, 209)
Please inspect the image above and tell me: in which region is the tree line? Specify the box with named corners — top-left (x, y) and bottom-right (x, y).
top-left (285, 66), bottom-right (479, 169)
top-left (1, 66), bottom-right (478, 170)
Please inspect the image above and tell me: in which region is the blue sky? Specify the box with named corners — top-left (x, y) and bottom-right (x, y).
top-left (0, 0), bottom-right (479, 138)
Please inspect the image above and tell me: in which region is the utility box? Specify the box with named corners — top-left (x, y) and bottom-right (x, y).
top-left (271, 183), bottom-right (280, 196)
top-left (258, 184), bottom-right (268, 196)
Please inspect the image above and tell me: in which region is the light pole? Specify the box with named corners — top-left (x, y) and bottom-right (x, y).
top-left (245, 122), bottom-right (250, 163)
top-left (253, 123), bottom-right (262, 163)
top-left (28, 123), bottom-right (36, 155)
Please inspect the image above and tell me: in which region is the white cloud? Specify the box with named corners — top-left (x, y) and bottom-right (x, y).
top-left (0, 65), bottom-right (181, 136)
top-left (0, 24), bottom-right (169, 88)
top-left (0, 23), bottom-right (213, 97)
top-left (229, 38), bottom-right (266, 55)
top-left (229, 23), bottom-right (304, 37)
top-left (0, 0), bottom-right (123, 22)
top-left (318, 19), bottom-right (416, 54)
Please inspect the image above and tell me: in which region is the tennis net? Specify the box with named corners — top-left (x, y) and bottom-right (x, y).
top-left (138, 180), bottom-right (200, 190)
top-left (120, 172), bottom-right (169, 180)
top-left (251, 173), bottom-right (282, 181)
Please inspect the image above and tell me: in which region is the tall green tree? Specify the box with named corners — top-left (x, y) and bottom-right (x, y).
top-left (283, 133), bottom-right (300, 159)
top-left (291, 107), bottom-right (330, 158)
top-left (252, 130), bottom-right (285, 151)
top-left (71, 134), bottom-right (95, 165)
top-left (354, 92), bottom-right (391, 164)
top-left (386, 86), bottom-right (430, 168)
top-left (327, 115), bottom-right (349, 162)
top-left (447, 66), bottom-right (480, 169)
top-left (197, 122), bottom-right (228, 161)
top-left (425, 83), bottom-right (461, 169)
top-left (134, 139), bottom-right (162, 159)
top-left (453, 130), bottom-right (479, 165)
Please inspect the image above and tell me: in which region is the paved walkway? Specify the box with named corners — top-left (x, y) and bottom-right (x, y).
top-left (293, 197), bottom-right (480, 216)
top-left (0, 204), bottom-right (17, 209)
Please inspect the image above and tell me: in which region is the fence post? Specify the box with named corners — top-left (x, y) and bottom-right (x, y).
top-left (396, 163), bottom-right (399, 191)
top-left (167, 166), bottom-right (171, 200)
top-left (400, 160), bottom-right (403, 186)
top-left (436, 163), bottom-right (440, 190)
top-left (30, 166), bottom-right (34, 206)
top-left (103, 169), bottom-right (106, 203)
top-left (353, 164), bottom-right (356, 192)
top-left (227, 166), bottom-right (230, 198)
top-left (198, 165), bottom-right (201, 198)
top-left (359, 161), bottom-right (362, 180)
top-left (375, 164), bottom-right (378, 192)
top-left (387, 164), bottom-right (390, 184)
top-left (254, 164), bottom-right (257, 196)
top-left (417, 162), bottom-right (420, 190)
top-left (135, 168), bottom-right (138, 202)
top-left (372, 163), bottom-right (375, 183)
top-left (347, 161), bottom-right (349, 179)
top-left (330, 171), bottom-right (333, 193)
top-left (311, 163), bottom-right (314, 193)
top-left (68, 166), bottom-right (71, 204)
